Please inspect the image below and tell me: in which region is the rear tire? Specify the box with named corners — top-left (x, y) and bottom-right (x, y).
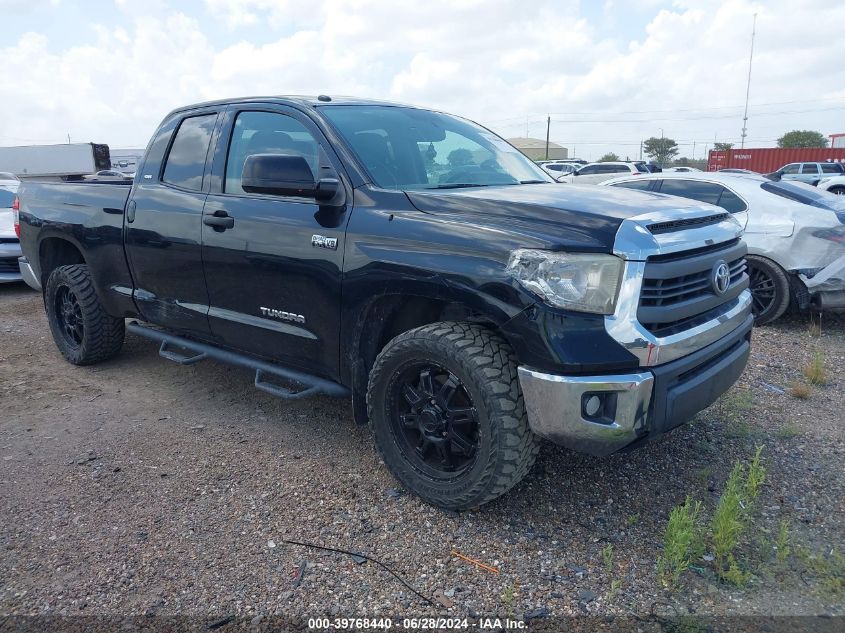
top-left (746, 255), bottom-right (791, 326)
top-left (45, 264), bottom-right (125, 365)
top-left (367, 322), bottom-right (539, 510)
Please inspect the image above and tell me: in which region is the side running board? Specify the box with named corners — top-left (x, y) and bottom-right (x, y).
top-left (127, 321), bottom-right (349, 401)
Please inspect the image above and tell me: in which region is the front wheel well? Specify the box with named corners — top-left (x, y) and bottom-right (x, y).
top-left (350, 295), bottom-right (501, 423)
top-left (39, 238), bottom-right (85, 289)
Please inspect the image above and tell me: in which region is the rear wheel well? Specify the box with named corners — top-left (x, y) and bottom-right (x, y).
top-left (39, 238), bottom-right (85, 289)
top-left (351, 295), bottom-right (499, 423)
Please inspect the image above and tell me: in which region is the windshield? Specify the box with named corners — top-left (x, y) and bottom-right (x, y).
top-left (321, 105), bottom-right (551, 190)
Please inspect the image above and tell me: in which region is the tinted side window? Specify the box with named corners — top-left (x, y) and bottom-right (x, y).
top-left (578, 165), bottom-right (600, 175)
top-left (780, 164), bottom-right (800, 175)
top-left (547, 164), bottom-right (563, 172)
top-left (162, 114), bottom-right (217, 190)
top-left (800, 164), bottom-right (819, 175)
top-left (225, 111), bottom-right (320, 195)
top-left (612, 179), bottom-right (653, 191)
top-left (716, 187), bottom-right (747, 213)
top-left (658, 179), bottom-right (722, 206)
top-left (821, 163), bottom-right (843, 174)
top-left (609, 165), bottom-right (629, 173)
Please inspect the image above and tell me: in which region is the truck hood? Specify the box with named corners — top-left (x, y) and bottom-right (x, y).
top-left (406, 183), bottom-right (721, 249)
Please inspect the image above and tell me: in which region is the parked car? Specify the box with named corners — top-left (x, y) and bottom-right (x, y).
top-left (0, 171), bottom-right (20, 187)
top-left (0, 184), bottom-right (22, 283)
top-left (540, 162), bottom-right (578, 178)
top-left (559, 161), bottom-right (650, 184)
top-left (766, 162), bottom-right (844, 186)
top-left (602, 172), bottom-right (845, 324)
top-left (18, 95), bottom-right (753, 510)
top-left (665, 166), bottom-right (702, 173)
top-left (83, 170), bottom-right (134, 182)
top-left (817, 175), bottom-right (845, 195)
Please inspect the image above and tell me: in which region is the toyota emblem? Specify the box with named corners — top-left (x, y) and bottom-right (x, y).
top-left (712, 260), bottom-right (731, 295)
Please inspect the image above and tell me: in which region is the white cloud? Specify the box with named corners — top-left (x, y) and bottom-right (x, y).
top-left (0, 0), bottom-right (843, 160)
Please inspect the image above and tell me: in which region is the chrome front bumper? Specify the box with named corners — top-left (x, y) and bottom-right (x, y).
top-left (518, 368), bottom-right (653, 456)
top-left (18, 257), bottom-right (41, 290)
top-left (518, 313), bottom-right (753, 457)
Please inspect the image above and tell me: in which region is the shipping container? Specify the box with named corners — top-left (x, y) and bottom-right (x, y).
top-left (0, 143), bottom-right (111, 180)
top-left (707, 147), bottom-right (845, 174)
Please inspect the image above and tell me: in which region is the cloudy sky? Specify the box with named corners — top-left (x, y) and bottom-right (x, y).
top-left (2, 0), bottom-right (843, 161)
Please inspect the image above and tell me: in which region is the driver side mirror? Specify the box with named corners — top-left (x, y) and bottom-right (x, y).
top-left (242, 154), bottom-right (340, 202)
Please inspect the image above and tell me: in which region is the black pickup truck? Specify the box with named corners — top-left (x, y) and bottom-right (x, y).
top-left (17, 96), bottom-right (753, 509)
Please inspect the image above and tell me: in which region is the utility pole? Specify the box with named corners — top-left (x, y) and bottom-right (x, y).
top-left (67, 134), bottom-right (71, 144)
top-left (544, 115), bottom-right (550, 160)
top-left (639, 140), bottom-right (643, 161)
top-left (692, 141), bottom-right (696, 161)
top-left (740, 13), bottom-right (757, 149)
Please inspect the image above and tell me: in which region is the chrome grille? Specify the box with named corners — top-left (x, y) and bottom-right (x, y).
top-left (638, 241), bottom-right (749, 337)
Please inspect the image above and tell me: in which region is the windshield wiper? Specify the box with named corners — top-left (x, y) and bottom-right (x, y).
top-left (429, 183), bottom-right (490, 189)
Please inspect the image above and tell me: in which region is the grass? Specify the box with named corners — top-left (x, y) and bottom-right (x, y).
top-left (608, 578), bottom-right (622, 600)
top-left (602, 543), bottom-right (614, 575)
top-left (804, 350), bottom-right (828, 385)
top-left (657, 496), bottom-right (704, 588)
top-left (796, 546), bottom-right (845, 598)
top-left (788, 381), bottom-right (811, 399)
top-left (719, 388), bottom-right (756, 438)
top-left (775, 520), bottom-right (791, 563)
top-left (776, 423), bottom-right (801, 439)
top-left (625, 513), bottom-right (640, 527)
top-left (710, 446), bottom-right (766, 584)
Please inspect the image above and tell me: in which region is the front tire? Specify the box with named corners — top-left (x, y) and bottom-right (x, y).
top-left (367, 322), bottom-right (539, 510)
top-left (746, 255), bottom-right (791, 325)
top-left (45, 264), bottom-right (125, 365)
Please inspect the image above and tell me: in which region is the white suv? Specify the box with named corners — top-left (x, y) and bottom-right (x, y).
top-left (559, 161), bottom-right (650, 185)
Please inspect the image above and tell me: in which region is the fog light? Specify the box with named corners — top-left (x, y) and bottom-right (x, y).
top-left (584, 395), bottom-right (602, 417)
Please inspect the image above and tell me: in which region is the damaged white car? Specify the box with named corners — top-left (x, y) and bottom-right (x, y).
top-left (602, 172), bottom-right (845, 325)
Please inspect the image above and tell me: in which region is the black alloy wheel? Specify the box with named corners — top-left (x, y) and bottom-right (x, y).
top-left (388, 362), bottom-right (479, 481)
top-left (749, 264), bottom-right (776, 317)
top-left (55, 285), bottom-right (84, 348)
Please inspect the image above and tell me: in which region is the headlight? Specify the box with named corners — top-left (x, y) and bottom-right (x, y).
top-left (507, 249), bottom-right (624, 314)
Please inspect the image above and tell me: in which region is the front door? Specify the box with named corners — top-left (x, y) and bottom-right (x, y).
top-left (201, 107), bottom-right (350, 379)
top-left (124, 110), bottom-right (220, 334)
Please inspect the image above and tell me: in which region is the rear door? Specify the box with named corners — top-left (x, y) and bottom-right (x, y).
top-left (124, 109), bottom-right (222, 333)
top-left (800, 163), bottom-right (822, 184)
top-left (200, 105), bottom-right (350, 379)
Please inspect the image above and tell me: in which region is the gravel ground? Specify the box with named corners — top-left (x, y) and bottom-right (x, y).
top-left (1, 282), bottom-right (843, 629)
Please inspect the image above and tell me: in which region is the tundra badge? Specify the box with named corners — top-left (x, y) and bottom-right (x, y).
top-left (311, 234), bottom-right (338, 250)
top-left (260, 307), bottom-right (306, 324)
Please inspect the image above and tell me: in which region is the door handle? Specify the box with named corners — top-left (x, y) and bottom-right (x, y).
top-left (203, 210), bottom-right (234, 230)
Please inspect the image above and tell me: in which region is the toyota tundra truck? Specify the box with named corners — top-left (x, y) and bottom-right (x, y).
top-left (16, 96), bottom-right (753, 509)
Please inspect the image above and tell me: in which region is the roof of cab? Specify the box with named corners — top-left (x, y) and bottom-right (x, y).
top-left (167, 95), bottom-right (415, 117)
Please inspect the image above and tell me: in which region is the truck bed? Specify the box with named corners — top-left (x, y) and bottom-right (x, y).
top-left (17, 180), bottom-right (136, 315)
